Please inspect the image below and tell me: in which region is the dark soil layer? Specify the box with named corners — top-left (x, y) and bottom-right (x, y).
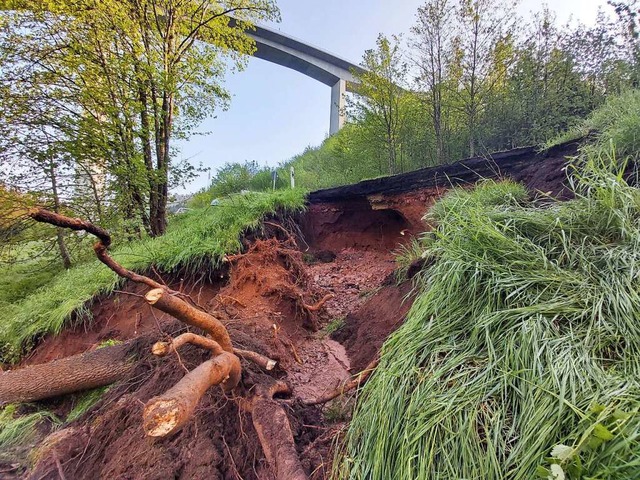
top-left (4, 142), bottom-right (575, 479)
top-left (307, 139), bottom-right (578, 203)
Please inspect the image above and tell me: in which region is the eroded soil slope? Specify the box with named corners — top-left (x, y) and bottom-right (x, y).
top-left (4, 144), bottom-right (574, 479)
top-left (5, 191), bottom-right (431, 480)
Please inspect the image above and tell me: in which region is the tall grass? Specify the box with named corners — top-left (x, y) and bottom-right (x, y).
top-left (0, 189), bottom-right (306, 362)
top-left (337, 151), bottom-right (640, 479)
top-left (0, 405), bottom-right (59, 459)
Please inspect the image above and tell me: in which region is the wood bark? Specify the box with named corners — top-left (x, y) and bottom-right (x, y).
top-left (0, 342), bottom-right (135, 404)
top-left (29, 209), bottom-right (171, 291)
top-left (251, 398), bottom-right (308, 480)
top-left (48, 163), bottom-right (72, 270)
top-left (143, 352), bottom-right (241, 437)
top-left (243, 382), bottom-right (308, 480)
top-left (152, 333), bottom-right (276, 370)
top-left (145, 288), bottom-right (233, 353)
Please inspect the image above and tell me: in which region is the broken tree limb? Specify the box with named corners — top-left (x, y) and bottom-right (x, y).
top-left (152, 333), bottom-right (277, 371)
top-left (152, 333), bottom-right (224, 357)
top-left (303, 358), bottom-right (379, 406)
top-left (251, 398), bottom-right (308, 480)
top-left (93, 243), bottom-right (166, 291)
top-left (145, 288), bottom-right (233, 353)
top-left (0, 342), bottom-right (136, 404)
top-left (143, 352), bottom-right (241, 437)
top-left (234, 348), bottom-right (277, 371)
top-left (29, 208), bottom-right (112, 247)
top-left (29, 208), bottom-right (170, 292)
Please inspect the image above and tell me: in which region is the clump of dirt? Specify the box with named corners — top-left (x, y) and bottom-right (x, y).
top-left (220, 237), bottom-right (328, 334)
top-left (307, 249), bottom-right (396, 321)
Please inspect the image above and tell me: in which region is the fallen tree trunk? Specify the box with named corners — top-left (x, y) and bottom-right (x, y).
top-left (143, 351), bottom-right (241, 437)
top-left (239, 382), bottom-right (308, 480)
top-left (0, 342), bottom-right (136, 404)
top-left (251, 397), bottom-right (309, 480)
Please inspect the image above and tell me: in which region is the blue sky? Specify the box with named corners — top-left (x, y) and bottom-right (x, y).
top-left (175, 0), bottom-right (608, 194)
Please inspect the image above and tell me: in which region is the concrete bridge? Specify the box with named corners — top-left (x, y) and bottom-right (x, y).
top-left (245, 23), bottom-right (364, 135)
top-left (3, 2), bottom-right (364, 135)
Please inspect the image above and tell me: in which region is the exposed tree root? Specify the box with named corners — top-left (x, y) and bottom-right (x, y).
top-left (234, 348), bottom-right (277, 371)
top-left (29, 208), bottom-right (169, 292)
top-left (145, 288), bottom-right (234, 352)
top-left (241, 381), bottom-right (309, 480)
top-left (143, 351), bottom-right (241, 437)
top-left (303, 358), bottom-right (379, 406)
top-left (152, 333), bottom-right (277, 370)
top-left (0, 342), bottom-right (136, 404)
top-left (28, 210), bottom-right (312, 479)
top-left (301, 293), bottom-right (335, 312)
top-left (152, 333), bottom-right (224, 357)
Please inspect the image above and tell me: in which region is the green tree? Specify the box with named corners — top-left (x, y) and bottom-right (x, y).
top-left (454, 0), bottom-right (518, 156)
top-left (608, 0), bottom-right (640, 84)
top-left (411, 0), bottom-right (456, 164)
top-left (349, 34), bottom-right (411, 175)
top-left (0, 0), bottom-right (278, 236)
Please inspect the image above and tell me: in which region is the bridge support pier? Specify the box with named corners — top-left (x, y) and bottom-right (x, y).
top-left (330, 79), bottom-right (346, 135)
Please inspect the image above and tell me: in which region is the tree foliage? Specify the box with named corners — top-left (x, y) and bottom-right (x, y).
top-left (191, 1), bottom-right (640, 199)
top-left (0, 0), bottom-right (279, 244)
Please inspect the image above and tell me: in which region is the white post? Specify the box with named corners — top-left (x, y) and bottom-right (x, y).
top-left (290, 166), bottom-right (295, 189)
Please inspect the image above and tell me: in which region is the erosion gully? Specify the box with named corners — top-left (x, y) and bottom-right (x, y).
top-left (12, 189), bottom-right (438, 480)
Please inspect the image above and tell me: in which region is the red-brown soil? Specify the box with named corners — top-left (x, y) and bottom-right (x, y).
top-left (3, 192), bottom-right (434, 480)
top-left (20, 278), bottom-right (225, 367)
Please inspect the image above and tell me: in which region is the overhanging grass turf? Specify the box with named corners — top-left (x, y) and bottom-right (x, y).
top-left (0, 189), bottom-right (306, 362)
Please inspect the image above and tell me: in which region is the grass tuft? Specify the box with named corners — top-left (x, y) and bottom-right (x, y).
top-left (0, 405), bottom-right (59, 459)
top-left (337, 147), bottom-right (640, 479)
top-left (66, 387), bottom-right (109, 423)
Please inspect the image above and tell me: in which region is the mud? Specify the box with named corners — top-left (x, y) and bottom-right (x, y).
top-left (9, 198), bottom-right (418, 480)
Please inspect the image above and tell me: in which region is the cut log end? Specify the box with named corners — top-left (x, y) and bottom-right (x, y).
top-left (142, 353), bottom-right (241, 438)
top-left (145, 288), bottom-right (164, 305)
top-left (143, 399), bottom-right (181, 437)
top-left (151, 342), bottom-right (170, 356)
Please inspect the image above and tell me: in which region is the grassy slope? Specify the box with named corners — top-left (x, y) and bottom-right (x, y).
top-left (340, 172), bottom-right (640, 480)
top-left (338, 93), bottom-right (640, 479)
top-left (546, 89), bottom-right (640, 154)
top-left (0, 189), bottom-right (306, 362)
